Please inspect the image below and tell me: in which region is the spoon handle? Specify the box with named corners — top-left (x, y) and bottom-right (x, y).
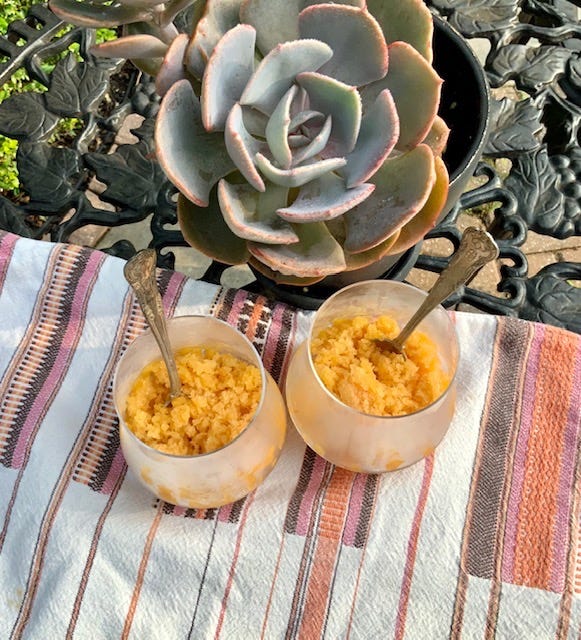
top-left (392, 227), bottom-right (499, 351)
top-left (123, 249), bottom-right (182, 399)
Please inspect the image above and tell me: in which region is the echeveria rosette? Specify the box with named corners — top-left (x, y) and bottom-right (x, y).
top-left (52, 0), bottom-right (450, 283)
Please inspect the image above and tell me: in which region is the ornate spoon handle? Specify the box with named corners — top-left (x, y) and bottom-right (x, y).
top-left (123, 249), bottom-right (182, 400)
top-left (391, 227), bottom-right (499, 351)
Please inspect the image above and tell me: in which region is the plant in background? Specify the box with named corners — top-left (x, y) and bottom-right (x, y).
top-left (49, 0), bottom-right (450, 284)
top-left (0, 0), bottom-right (117, 195)
top-left (50, 0), bottom-right (200, 75)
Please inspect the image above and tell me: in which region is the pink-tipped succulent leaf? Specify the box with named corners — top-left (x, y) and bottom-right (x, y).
top-left (56, 0), bottom-right (449, 279)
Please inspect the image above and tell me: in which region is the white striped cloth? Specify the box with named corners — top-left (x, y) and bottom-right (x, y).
top-left (0, 230), bottom-right (580, 639)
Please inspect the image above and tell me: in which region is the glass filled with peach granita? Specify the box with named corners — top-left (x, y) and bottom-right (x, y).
top-left (286, 281), bottom-right (459, 473)
top-left (114, 316), bottom-right (287, 508)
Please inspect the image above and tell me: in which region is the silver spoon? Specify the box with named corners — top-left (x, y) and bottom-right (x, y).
top-left (123, 249), bottom-right (182, 402)
top-left (375, 227), bottom-right (500, 355)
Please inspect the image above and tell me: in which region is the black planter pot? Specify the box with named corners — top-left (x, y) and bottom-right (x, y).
top-left (252, 16), bottom-right (491, 310)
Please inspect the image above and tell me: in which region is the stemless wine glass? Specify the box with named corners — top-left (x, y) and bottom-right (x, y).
top-left (285, 281), bottom-right (459, 473)
top-left (113, 315), bottom-right (287, 508)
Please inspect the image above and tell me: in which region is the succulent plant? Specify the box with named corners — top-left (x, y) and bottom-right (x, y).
top-left (49, 0), bottom-right (450, 284)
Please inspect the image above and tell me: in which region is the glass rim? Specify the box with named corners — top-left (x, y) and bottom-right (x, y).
top-left (305, 280), bottom-right (460, 421)
top-left (113, 314), bottom-right (268, 460)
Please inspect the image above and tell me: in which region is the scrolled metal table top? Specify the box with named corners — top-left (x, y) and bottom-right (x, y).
top-left (0, 0), bottom-right (579, 332)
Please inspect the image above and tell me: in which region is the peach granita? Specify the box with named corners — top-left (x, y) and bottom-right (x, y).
top-left (124, 347), bottom-right (262, 455)
top-left (310, 315), bottom-right (450, 416)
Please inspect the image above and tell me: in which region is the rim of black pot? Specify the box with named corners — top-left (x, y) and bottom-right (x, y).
top-left (432, 16), bottom-right (491, 186)
top-left (250, 16), bottom-right (491, 310)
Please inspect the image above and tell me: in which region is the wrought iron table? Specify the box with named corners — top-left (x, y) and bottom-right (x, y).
top-left (0, 0), bottom-right (580, 331)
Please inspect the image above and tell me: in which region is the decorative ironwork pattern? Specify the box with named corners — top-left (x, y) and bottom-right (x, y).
top-left (0, 1), bottom-right (579, 331)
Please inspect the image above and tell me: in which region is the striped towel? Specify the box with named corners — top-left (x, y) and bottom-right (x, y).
top-left (0, 229), bottom-right (580, 640)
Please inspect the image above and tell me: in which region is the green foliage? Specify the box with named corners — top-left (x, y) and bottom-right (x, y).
top-left (0, 2), bottom-right (117, 194)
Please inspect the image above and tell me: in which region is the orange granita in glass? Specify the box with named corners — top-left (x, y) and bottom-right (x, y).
top-left (125, 346), bottom-right (261, 455)
top-left (311, 315), bottom-right (450, 416)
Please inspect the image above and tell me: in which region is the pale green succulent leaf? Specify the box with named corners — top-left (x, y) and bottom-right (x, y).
top-left (225, 103), bottom-right (267, 192)
top-left (291, 86), bottom-right (309, 116)
top-left (343, 232), bottom-right (401, 271)
top-left (240, 0), bottom-right (365, 55)
top-left (344, 144), bottom-right (435, 253)
top-left (366, 0), bottom-right (434, 62)
top-left (341, 89), bottom-right (398, 188)
top-left (122, 22), bottom-right (168, 74)
top-left (185, 0), bottom-right (243, 79)
top-left (90, 35), bottom-right (168, 60)
top-left (422, 115), bottom-right (450, 157)
top-left (289, 110), bottom-right (324, 132)
top-left (131, 58), bottom-right (164, 75)
top-left (277, 172), bottom-right (374, 222)
top-left (131, 58), bottom-right (163, 76)
top-left (248, 222), bottom-right (346, 277)
top-left (239, 0), bottom-right (301, 56)
top-left (386, 155), bottom-right (449, 255)
top-left (155, 80), bottom-right (235, 207)
top-left (291, 115), bottom-right (332, 166)
top-left (361, 42), bottom-right (442, 151)
top-left (255, 152), bottom-right (346, 188)
top-left (326, 218), bottom-right (401, 271)
top-left (248, 257), bottom-right (325, 286)
top-left (178, 192), bottom-right (250, 265)
top-left (265, 86), bottom-right (296, 169)
top-left (296, 72), bottom-right (361, 156)
top-left (298, 4), bottom-right (388, 86)
top-left (218, 180), bottom-right (298, 243)
top-left (155, 34), bottom-right (189, 97)
top-left (240, 39), bottom-right (333, 115)
top-left (164, 0), bottom-right (204, 25)
top-left (242, 107), bottom-right (269, 137)
top-left (201, 24), bottom-right (256, 132)
top-left (49, 0), bottom-right (150, 27)
top-left (288, 134), bottom-right (310, 148)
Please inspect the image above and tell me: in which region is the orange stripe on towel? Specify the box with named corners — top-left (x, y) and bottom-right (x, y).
top-left (513, 326), bottom-right (577, 590)
top-left (297, 468), bottom-right (354, 640)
